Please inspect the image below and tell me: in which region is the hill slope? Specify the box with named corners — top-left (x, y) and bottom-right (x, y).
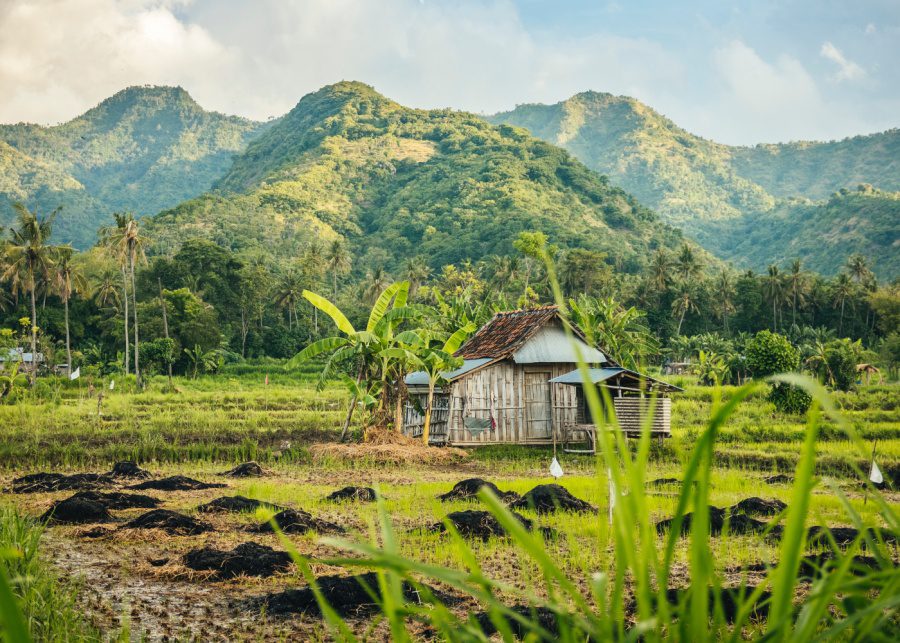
top-left (147, 82), bottom-right (687, 272)
top-left (489, 93), bottom-right (900, 278)
top-left (0, 86), bottom-right (266, 247)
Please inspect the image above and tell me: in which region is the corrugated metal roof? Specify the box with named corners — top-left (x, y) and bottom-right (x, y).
top-left (405, 358), bottom-right (493, 386)
top-left (512, 325), bottom-right (607, 364)
top-left (549, 368), bottom-right (624, 384)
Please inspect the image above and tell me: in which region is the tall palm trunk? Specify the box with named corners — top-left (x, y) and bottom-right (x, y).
top-left (29, 284), bottom-right (38, 386)
top-left (130, 252), bottom-right (140, 388)
top-left (676, 307), bottom-right (686, 336)
top-left (122, 267), bottom-right (129, 375)
top-left (158, 278), bottom-right (173, 388)
top-left (772, 299), bottom-right (777, 332)
top-left (64, 295), bottom-right (71, 377)
top-left (839, 299), bottom-right (845, 335)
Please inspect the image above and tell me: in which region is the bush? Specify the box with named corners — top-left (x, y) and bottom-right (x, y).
top-left (825, 339), bottom-right (858, 391)
top-left (746, 330), bottom-right (809, 414)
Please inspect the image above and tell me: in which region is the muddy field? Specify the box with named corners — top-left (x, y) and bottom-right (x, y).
top-left (4, 455), bottom-right (898, 641)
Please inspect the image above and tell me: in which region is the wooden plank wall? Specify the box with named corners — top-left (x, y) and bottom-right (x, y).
top-left (446, 361), bottom-right (578, 446)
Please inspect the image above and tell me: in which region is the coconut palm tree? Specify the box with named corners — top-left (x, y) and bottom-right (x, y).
top-left (364, 267), bottom-right (391, 305)
top-left (648, 249), bottom-right (674, 292)
top-left (403, 256), bottom-right (431, 298)
top-left (671, 283), bottom-right (698, 336)
top-left (274, 269), bottom-right (305, 330)
top-left (53, 246), bottom-right (88, 374)
top-left (762, 264), bottom-right (785, 332)
top-left (92, 268), bottom-right (121, 309)
top-left (2, 203), bottom-right (59, 384)
top-left (786, 259), bottom-right (809, 327)
top-left (325, 239), bottom-right (351, 299)
top-left (846, 254), bottom-right (872, 285)
top-left (714, 268), bottom-right (736, 333)
top-left (676, 244), bottom-right (703, 282)
top-left (831, 273), bottom-right (856, 335)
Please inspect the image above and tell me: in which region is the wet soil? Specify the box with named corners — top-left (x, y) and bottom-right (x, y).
top-left (437, 478), bottom-right (520, 503)
top-left (40, 496), bottom-right (115, 524)
top-left (68, 490), bottom-right (161, 510)
top-left (196, 495), bottom-right (285, 514)
top-left (252, 509), bottom-right (345, 535)
top-left (128, 476), bottom-right (227, 492)
top-left (655, 506), bottom-right (770, 536)
top-left (426, 510), bottom-right (553, 541)
top-left (325, 486), bottom-right (378, 502)
top-left (108, 461), bottom-right (152, 479)
top-left (736, 552), bottom-right (881, 580)
top-left (474, 605), bottom-right (561, 638)
top-left (764, 474), bottom-right (793, 484)
top-left (646, 477), bottom-right (696, 488)
top-left (258, 571), bottom-right (441, 618)
top-left (11, 472), bottom-right (113, 493)
top-left (805, 525), bottom-right (899, 548)
top-left (663, 585), bottom-right (772, 623)
top-left (220, 462), bottom-right (264, 478)
top-left (731, 497), bottom-right (787, 517)
top-left (122, 509), bottom-right (214, 535)
top-left (183, 542), bottom-right (293, 579)
top-left (510, 484), bottom-right (597, 514)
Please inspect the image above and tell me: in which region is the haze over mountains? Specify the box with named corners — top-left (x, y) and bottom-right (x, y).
top-left (0, 83), bottom-right (897, 278)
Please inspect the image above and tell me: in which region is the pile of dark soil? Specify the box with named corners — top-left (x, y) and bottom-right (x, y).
top-left (183, 542), bottom-right (292, 579)
top-left (662, 586), bottom-right (771, 623)
top-left (220, 462), bottom-right (264, 477)
top-left (510, 484), bottom-right (597, 514)
top-left (260, 571), bottom-right (437, 618)
top-left (39, 496), bottom-right (114, 524)
top-left (325, 486), bottom-right (378, 502)
top-left (426, 509), bottom-right (553, 541)
top-left (122, 509), bottom-right (213, 535)
top-left (253, 509), bottom-right (345, 535)
top-left (12, 472), bottom-right (112, 493)
top-left (655, 506), bottom-right (770, 537)
top-left (731, 497), bottom-right (787, 517)
top-left (68, 490), bottom-right (161, 510)
top-left (646, 477), bottom-right (696, 488)
top-left (128, 476), bottom-right (226, 492)
top-left (805, 525), bottom-right (899, 548)
top-left (473, 605), bottom-right (561, 638)
top-left (437, 478), bottom-right (520, 503)
top-left (108, 461), bottom-right (152, 479)
top-left (764, 474), bottom-right (793, 484)
top-left (738, 552), bottom-right (880, 580)
top-left (197, 495), bottom-right (284, 514)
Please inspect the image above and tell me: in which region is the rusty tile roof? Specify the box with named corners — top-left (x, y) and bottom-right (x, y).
top-left (455, 305), bottom-right (580, 359)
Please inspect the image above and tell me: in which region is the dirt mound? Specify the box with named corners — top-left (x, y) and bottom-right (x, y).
top-left (437, 478), bottom-right (520, 503)
top-left (183, 542), bottom-right (293, 579)
top-left (806, 525), bottom-right (899, 548)
top-left (11, 472), bottom-right (113, 493)
top-left (662, 586), bottom-right (771, 623)
top-left (122, 509), bottom-right (213, 535)
top-left (646, 477), bottom-right (696, 488)
top-left (427, 509), bottom-right (553, 541)
top-left (260, 571), bottom-right (436, 618)
top-left (197, 495), bottom-right (284, 514)
top-left (68, 490), bottom-right (161, 510)
top-left (764, 474), bottom-right (793, 484)
top-left (732, 497), bottom-right (787, 517)
top-left (253, 509), bottom-right (345, 535)
top-left (220, 462), bottom-right (264, 477)
top-left (310, 436), bottom-right (468, 466)
top-left (738, 553), bottom-right (880, 580)
top-left (655, 506), bottom-right (770, 537)
top-left (325, 486), bottom-right (378, 502)
top-left (510, 484), bottom-right (597, 514)
top-left (108, 461), bottom-right (152, 479)
top-left (128, 476), bottom-right (226, 491)
top-left (474, 605), bottom-right (561, 638)
top-left (39, 496), bottom-right (114, 524)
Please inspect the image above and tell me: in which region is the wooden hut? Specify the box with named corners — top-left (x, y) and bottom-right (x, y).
top-left (403, 306), bottom-right (679, 447)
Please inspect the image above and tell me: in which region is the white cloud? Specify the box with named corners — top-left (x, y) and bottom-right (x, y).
top-left (865, 23), bottom-right (876, 35)
top-left (820, 41), bottom-right (865, 81)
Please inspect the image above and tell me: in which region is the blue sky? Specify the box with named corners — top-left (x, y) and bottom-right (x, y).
top-left (1, 0), bottom-right (897, 144)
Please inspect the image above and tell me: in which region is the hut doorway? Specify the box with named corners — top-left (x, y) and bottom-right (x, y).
top-left (524, 371), bottom-right (552, 439)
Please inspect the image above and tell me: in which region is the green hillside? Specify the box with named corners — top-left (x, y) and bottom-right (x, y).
top-left (0, 86), bottom-right (265, 247)
top-left (730, 130), bottom-right (900, 199)
top-left (147, 82), bottom-right (686, 272)
top-left (489, 93), bottom-right (899, 278)
top-left (708, 185), bottom-right (900, 279)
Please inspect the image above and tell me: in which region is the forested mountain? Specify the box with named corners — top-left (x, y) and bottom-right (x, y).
top-left (0, 86), bottom-right (265, 247)
top-left (146, 82), bottom-right (687, 273)
top-left (489, 93), bottom-right (900, 278)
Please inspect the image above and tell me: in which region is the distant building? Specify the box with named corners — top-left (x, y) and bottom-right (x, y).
top-left (403, 306), bottom-right (680, 448)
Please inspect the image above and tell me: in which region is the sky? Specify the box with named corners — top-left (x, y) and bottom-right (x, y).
top-left (1, 0), bottom-right (898, 145)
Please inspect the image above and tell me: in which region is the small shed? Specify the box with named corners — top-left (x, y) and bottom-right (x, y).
top-left (403, 306), bottom-right (679, 446)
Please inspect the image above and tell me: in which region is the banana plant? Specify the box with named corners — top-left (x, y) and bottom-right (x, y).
top-left (0, 358), bottom-right (27, 399)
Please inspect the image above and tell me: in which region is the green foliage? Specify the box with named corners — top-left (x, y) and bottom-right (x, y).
top-left (746, 330), bottom-right (799, 377)
top-left (825, 338), bottom-right (860, 392)
top-left (139, 337), bottom-right (175, 376)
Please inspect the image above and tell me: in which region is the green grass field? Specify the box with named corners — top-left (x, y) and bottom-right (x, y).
top-left (0, 371), bottom-right (897, 640)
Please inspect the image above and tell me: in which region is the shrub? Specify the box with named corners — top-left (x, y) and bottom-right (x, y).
top-left (825, 339), bottom-right (858, 391)
top-left (746, 330), bottom-right (809, 413)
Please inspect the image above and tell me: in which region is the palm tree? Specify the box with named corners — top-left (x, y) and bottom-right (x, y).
top-left (2, 204), bottom-right (59, 384)
top-left (648, 249), bottom-right (674, 292)
top-left (676, 244), bottom-right (703, 282)
top-left (325, 239), bottom-right (351, 299)
top-left (714, 268), bottom-right (736, 333)
top-left (846, 254), bottom-right (872, 285)
top-left (762, 265), bottom-right (785, 332)
top-left (102, 213), bottom-right (147, 386)
top-left (364, 267), bottom-right (391, 305)
top-left (786, 259), bottom-right (808, 327)
top-left (53, 246), bottom-right (88, 374)
top-left (274, 269), bottom-right (304, 330)
top-left (671, 283), bottom-right (698, 336)
top-left (831, 273), bottom-right (855, 335)
top-left (92, 268), bottom-right (121, 309)
top-left (403, 256), bottom-right (431, 297)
